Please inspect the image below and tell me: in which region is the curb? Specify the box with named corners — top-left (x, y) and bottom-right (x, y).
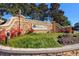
top-left (0, 43), bottom-right (79, 54)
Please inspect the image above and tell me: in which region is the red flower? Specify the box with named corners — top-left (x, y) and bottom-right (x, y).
top-left (28, 28), bottom-right (33, 33)
top-left (0, 29), bottom-right (6, 41)
top-left (10, 28), bottom-right (19, 38)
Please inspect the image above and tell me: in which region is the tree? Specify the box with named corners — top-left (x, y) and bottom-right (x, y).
top-left (74, 22), bottom-right (79, 30)
top-left (29, 3), bottom-right (39, 20)
top-left (38, 3), bottom-right (48, 21)
top-left (0, 3), bottom-right (71, 26)
top-left (50, 3), bottom-right (71, 26)
top-left (0, 4), bottom-right (7, 22)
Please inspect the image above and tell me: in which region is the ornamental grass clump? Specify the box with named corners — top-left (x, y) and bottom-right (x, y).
top-left (6, 33), bottom-right (61, 48)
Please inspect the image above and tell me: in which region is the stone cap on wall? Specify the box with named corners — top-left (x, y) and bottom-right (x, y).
top-left (0, 43), bottom-right (79, 54)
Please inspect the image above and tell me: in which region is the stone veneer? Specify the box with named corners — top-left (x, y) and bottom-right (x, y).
top-left (0, 15), bottom-right (73, 33)
top-left (0, 43), bottom-right (79, 56)
top-left (0, 15), bottom-right (32, 34)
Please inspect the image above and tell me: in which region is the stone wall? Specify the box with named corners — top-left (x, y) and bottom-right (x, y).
top-left (0, 15), bottom-right (73, 33)
top-left (0, 49), bottom-right (79, 56)
top-left (0, 15), bottom-right (32, 34)
top-left (0, 44), bottom-right (79, 56)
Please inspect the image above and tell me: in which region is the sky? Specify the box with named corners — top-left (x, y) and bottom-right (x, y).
top-left (2, 3), bottom-right (79, 26)
top-left (60, 3), bottom-right (79, 26)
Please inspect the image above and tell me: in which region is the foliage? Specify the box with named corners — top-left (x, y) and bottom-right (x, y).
top-left (3, 33), bottom-right (62, 48)
top-left (50, 3), bottom-right (71, 26)
top-left (73, 22), bottom-right (79, 30)
top-left (0, 3), bottom-right (71, 26)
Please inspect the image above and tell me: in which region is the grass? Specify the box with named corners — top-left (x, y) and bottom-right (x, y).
top-left (2, 33), bottom-right (63, 48)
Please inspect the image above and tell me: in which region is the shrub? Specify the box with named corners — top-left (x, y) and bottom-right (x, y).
top-left (7, 33), bottom-right (61, 48)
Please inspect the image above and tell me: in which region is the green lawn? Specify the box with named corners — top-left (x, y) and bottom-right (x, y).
top-left (4, 33), bottom-right (63, 48)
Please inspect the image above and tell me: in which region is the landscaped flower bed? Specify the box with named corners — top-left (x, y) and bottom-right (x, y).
top-left (1, 33), bottom-right (63, 48)
top-left (58, 33), bottom-right (79, 45)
